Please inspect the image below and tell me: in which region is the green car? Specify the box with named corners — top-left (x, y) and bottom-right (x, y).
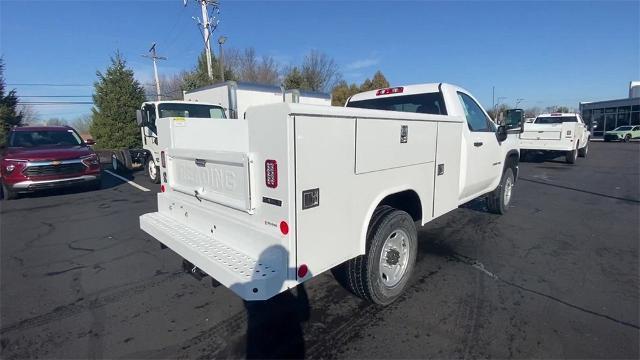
top-left (603, 125), bottom-right (640, 142)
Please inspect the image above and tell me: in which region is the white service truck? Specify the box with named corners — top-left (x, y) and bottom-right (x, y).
top-left (520, 112), bottom-right (590, 164)
top-left (140, 83), bottom-right (522, 305)
top-left (134, 82), bottom-right (331, 183)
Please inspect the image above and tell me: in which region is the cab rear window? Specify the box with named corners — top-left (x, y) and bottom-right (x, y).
top-left (347, 92), bottom-right (447, 115)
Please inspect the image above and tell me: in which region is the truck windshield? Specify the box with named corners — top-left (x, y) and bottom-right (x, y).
top-left (346, 93), bottom-right (447, 115)
top-left (535, 116), bottom-right (577, 124)
top-left (9, 129), bottom-right (82, 148)
top-left (157, 103), bottom-right (226, 119)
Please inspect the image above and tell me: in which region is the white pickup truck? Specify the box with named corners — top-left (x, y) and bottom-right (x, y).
top-left (520, 113), bottom-right (590, 164)
top-left (140, 83), bottom-right (521, 305)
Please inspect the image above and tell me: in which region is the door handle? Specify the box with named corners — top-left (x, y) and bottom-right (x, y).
top-left (474, 141), bottom-right (483, 147)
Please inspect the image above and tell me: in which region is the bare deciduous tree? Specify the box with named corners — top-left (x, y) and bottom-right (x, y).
top-left (300, 50), bottom-right (340, 92)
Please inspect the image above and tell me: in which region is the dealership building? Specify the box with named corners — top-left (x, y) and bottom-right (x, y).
top-left (580, 81), bottom-right (640, 137)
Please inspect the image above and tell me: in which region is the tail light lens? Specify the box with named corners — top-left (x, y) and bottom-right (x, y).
top-left (160, 151), bottom-right (166, 168)
top-left (265, 160), bottom-right (278, 188)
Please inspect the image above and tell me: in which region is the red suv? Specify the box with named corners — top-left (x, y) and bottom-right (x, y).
top-left (1, 126), bottom-right (101, 199)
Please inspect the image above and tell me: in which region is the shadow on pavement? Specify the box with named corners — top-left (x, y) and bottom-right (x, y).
top-left (241, 245), bottom-right (310, 359)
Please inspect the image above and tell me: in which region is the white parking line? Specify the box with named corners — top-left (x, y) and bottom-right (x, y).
top-left (104, 170), bottom-right (150, 192)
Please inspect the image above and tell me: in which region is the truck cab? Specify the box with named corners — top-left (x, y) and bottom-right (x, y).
top-left (137, 101), bottom-right (225, 183)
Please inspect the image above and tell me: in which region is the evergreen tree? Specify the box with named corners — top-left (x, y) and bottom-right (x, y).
top-left (330, 70), bottom-right (390, 106)
top-left (283, 67), bottom-right (307, 90)
top-left (0, 58), bottom-right (22, 146)
top-left (89, 52), bottom-right (146, 149)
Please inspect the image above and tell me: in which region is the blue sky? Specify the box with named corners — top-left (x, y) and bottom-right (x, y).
top-left (1, 0), bottom-right (639, 120)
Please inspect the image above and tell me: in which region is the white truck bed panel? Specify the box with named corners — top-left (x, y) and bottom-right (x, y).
top-left (356, 119), bottom-right (437, 174)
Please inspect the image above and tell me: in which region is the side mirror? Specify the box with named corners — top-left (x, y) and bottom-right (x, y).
top-left (496, 125), bottom-right (508, 142)
top-left (85, 139), bottom-right (96, 146)
top-left (136, 109), bottom-right (147, 127)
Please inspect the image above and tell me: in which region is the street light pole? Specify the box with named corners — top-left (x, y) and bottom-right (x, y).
top-left (218, 35), bottom-right (227, 82)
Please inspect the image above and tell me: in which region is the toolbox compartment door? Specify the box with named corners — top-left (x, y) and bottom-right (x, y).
top-left (355, 119), bottom-right (437, 174)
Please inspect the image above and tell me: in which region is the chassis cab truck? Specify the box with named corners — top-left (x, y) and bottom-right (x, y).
top-left (519, 113), bottom-right (590, 164)
top-left (140, 83), bottom-right (521, 305)
top-left (136, 101), bottom-right (226, 183)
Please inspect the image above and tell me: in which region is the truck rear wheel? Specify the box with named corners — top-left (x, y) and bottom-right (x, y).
top-left (565, 147), bottom-right (577, 164)
top-left (339, 206), bottom-right (418, 306)
top-left (487, 167), bottom-right (515, 215)
top-left (578, 141), bottom-right (588, 158)
top-left (146, 157), bottom-right (160, 184)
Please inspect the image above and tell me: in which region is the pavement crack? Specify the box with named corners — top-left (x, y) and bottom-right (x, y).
top-left (451, 253), bottom-right (640, 331)
top-left (45, 265), bottom-right (86, 277)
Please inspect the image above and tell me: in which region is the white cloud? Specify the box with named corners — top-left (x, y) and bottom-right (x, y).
top-left (345, 58), bottom-right (380, 71)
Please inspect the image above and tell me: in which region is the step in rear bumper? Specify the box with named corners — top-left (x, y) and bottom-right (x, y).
top-left (140, 212), bottom-right (285, 300)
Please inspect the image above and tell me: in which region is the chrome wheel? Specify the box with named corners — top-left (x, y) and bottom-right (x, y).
top-left (504, 173), bottom-right (514, 206)
top-left (148, 159), bottom-right (157, 180)
top-left (379, 229), bottom-right (410, 287)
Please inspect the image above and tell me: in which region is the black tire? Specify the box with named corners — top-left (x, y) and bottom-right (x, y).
top-left (624, 134), bottom-right (631, 143)
top-left (338, 206), bottom-right (418, 306)
top-left (146, 157), bottom-right (160, 184)
top-left (1, 182), bottom-right (17, 200)
top-left (111, 150), bottom-right (132, 173)
top-left (487, 167), bottom-right (515, 215)
top-left (578, 141), bottom-right (588, 158)
top-left (565, 147), bottom-right (577, 164)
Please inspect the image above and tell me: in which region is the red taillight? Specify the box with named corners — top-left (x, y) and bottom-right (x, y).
top-left (279, 221), bottom-right (289, 235)
top-left (160, 151), bottom-right (166, 168)
top-left (160, 184), bottom-right (166, 192)
top-left (265, 160), bottom-right (278, 188)
top-left (298, 264), bottom-right (308, 278)
top-left (376, 87), bottom-right (404, 96)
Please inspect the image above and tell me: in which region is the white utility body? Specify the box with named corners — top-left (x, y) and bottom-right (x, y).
top-left (140, 83), bottom-right (521, 304)
top-left (520, 113), bottom-right (590, 164)
top-left (183, 81), bottom-right (331, 119)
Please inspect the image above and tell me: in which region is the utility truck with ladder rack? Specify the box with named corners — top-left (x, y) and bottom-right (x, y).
top-left (140, 83), bottom-right (522, 305)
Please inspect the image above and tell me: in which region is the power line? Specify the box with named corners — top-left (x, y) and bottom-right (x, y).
top-left (19, 95), bottom-right (92, 98)
top-left (7, 83), bottom-right (92, 87)
top-left (18, 101), bottom-right (93, 105)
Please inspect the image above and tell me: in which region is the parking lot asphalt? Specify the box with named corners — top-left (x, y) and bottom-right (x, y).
top-left (1, 141), bottom-right (638, 359)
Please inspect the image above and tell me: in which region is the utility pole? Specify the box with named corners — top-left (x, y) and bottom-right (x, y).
top-left (142, 43), bottom-right (167, 101)
top-left (218, 35), bottom-right (227, 82)
top-left (189, 0), bottom-right (221, 81)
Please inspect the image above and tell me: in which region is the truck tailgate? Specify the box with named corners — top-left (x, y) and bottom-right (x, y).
top-left (168, 148), bottom-right (255, 213)
top-left (521, 123), bottom-right (562, 140)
